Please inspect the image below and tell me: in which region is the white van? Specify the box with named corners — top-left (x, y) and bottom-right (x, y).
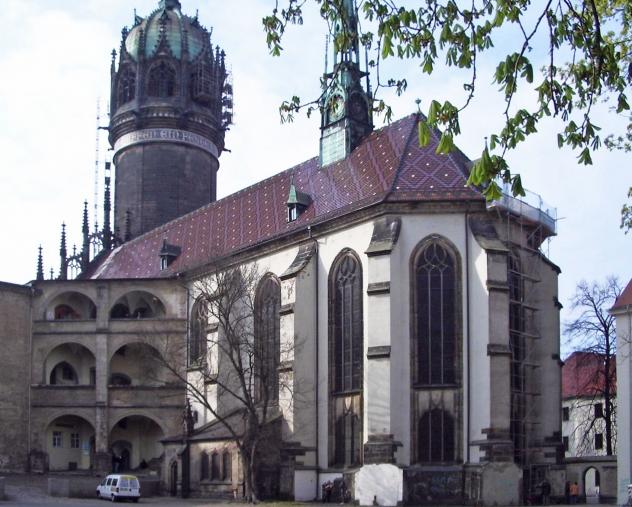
top-left (96, 474), bottom-right (141, 502)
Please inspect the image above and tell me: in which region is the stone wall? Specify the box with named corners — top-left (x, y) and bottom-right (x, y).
top-left (0, 282), bottom-right (31, 472)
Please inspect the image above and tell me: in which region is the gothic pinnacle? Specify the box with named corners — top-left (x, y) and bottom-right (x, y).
top-left (36, 246), bottom-right (44, 281)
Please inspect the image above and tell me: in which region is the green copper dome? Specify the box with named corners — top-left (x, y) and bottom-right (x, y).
top-left (124, 0), bottom-right (210, 62)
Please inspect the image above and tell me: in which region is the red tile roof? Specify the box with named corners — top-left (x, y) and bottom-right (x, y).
top-left (87, 114), bottom-right (483, 280)
top-left (611, 278), bottom-right (632, 311)
top-left (562, 351), bottom-right (616, 399)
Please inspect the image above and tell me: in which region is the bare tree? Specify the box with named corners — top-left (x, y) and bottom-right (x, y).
top-left (153, 263), bottom-right (295, 502)
top-left (564, 277), bottom-right (622, 456)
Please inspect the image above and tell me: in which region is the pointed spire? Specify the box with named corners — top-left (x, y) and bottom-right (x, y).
top-left (82, 200), bottom-right (90, 270)
top-left (111, 49), bottom-right (117, 75)
top-left (36, 246), bottom-right (44, 281)
top-left (103, 164), bottom-right (112, 250)
top-left (59, 223), bottom-right (68, 280)
top-left (159, 0), bottom-right (182, 10)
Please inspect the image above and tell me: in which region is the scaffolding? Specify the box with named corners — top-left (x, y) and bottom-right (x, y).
top-left (488, 184), bottom-right (558, 499)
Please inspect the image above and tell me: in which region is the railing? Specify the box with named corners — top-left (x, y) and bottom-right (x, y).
top-left (488, 184), bottom-right (557, 235)
top-left (31, 385), bottom-right (96, 406)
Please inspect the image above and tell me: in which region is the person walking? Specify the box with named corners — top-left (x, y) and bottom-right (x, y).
top-left (541, 479), bottom-right (551, 505)
top-left (570, 482), bottom-right (580, 504)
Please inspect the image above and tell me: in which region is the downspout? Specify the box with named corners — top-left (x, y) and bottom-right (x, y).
top-left (314, 235), bottom-right (320, 500)
top-left (465, 213), bottom-right (471, 463)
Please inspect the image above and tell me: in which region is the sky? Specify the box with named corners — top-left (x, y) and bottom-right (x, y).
top-left (0, 0), bottom-right (629, 351)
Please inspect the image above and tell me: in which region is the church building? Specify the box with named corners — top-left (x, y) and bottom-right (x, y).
top-left (0, 0), bottom-right (564, 504)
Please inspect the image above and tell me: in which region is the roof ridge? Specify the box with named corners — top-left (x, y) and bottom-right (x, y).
top-left (382, 113), bottom-right (422, 201)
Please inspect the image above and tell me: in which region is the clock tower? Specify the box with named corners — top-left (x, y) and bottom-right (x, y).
top-left (320, 0), bottom-right (373, 167)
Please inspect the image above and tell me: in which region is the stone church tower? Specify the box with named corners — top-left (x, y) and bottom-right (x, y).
top-left (109, 0), bottom-right (232, 240)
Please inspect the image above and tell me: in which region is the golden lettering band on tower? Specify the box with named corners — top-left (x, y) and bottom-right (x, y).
top-left (113, 128), bottom-right (219, 158)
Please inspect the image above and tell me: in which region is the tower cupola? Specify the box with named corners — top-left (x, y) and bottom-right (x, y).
top-left (109, 0), bottom-right (233, 240)
top-left (319, 0), bottom-right (373, 167)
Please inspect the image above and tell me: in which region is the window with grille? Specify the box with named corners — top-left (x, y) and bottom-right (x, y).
top-left (200, 451), bottom-right (209, 480)
top-left (70, 433), bottom-right (80, 449)
top-left (191, 61), bottom-right (213, 104)
top-left (147, 62), bottom-right (177, 97)
top-left (254, 276), bottom-right (281, 403)
top-left (52, 431), bottom-right (63, 448)
top-left (413, 241), bottom-right (457, 386)
top-left (211, 452), bottom-right (220, 480)
top-left (329, 250), bottom-right (363, 468)
top-left (117, 68), bottom-right (136, 105)
top-left (222, 451), bottom-right (232, 481)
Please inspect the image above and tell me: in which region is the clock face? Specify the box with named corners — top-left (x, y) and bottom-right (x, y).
top-left (327, 93), bottom-right (345, 122)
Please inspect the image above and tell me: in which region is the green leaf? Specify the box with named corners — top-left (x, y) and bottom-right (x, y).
top-left (428, 100), bottom-right (441, 123)
top-left (418, 120), bottom-right (431, 146)
top-left (436, 133), bottom-right (454, 154)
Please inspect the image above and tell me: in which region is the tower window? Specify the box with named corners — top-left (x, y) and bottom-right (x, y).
top-left (562, 406), bottom-right (570, 421)
top-left (117, 68), bottom-right (136, 105)
top-left (594, 403), bottom-right (603, 418)
top-left (147, 62), bottom-right (177, 98)
top-left (595, 433), bottom-right (603, 450)
top-left (191, 61), bottom-right (213, 104)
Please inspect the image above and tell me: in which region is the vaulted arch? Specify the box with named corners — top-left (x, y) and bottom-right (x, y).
top-left (109, 291), bottom-right (166, 319)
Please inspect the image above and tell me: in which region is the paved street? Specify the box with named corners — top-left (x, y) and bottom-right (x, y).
top-left (1, 474), bottom-right (254, 506)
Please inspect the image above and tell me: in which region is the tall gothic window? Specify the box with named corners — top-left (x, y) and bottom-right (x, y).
top-left (147, 61), bottom-right (177, 98)
top-left (411, 236), bottom-right (461, 464)
top-left (413, 240), bottom-right (457, 385)
top-left (329, 250), bottom-right (363, 467)
top-left (117, 67), bottom-right (136, 105)
top-left (254, 276), bottom-right (281, 403)
top-left (190, 299), bottom-right (207, 365)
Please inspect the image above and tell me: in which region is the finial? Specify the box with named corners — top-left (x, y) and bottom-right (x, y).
top-left (103, 170), bottom-right (112, 250)
top-left (49, 268), bottom-right (54, 280)
top-left (59, 223), bottom-right (68, 281)
top-left (415, 98), bottom-right (421, 113)
top-left (36, 246), bottom-right (44, 281)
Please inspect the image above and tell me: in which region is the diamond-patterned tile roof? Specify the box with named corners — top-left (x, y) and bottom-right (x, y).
top-left (88, 114), bottom-right (483, 279)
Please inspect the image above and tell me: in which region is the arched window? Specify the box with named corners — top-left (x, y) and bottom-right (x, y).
top-left (50, 361), bottom-right (78, 385)
top-left (109, 373), bottom-right (132, 386)
top-left (412, 239), bottom-right (457, 385)
top-left (200, 451), bottom-right (209, 480)
top-left (254, 276), bottom-right (281, 403)
top-left (329, 250), bottom-right (363, 467)
top-left (418, 409), bottom-right (455, 463)
top-left (189, 299), bottom-right (207, 365)
top-left (147, 61), bottom-right (177, 98)
top-left (54, 304), bottom-right (80, 320)
top-left (411, 237), bottom-right (462, 465)
top-left (117, 67), bottom-right (136, 105)
top-left (110, 303), bottom-right (130, 319)
top-left (210, 452), bottom-right (220, 480)
top-left (222, 451), bottom-right (232, 481)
